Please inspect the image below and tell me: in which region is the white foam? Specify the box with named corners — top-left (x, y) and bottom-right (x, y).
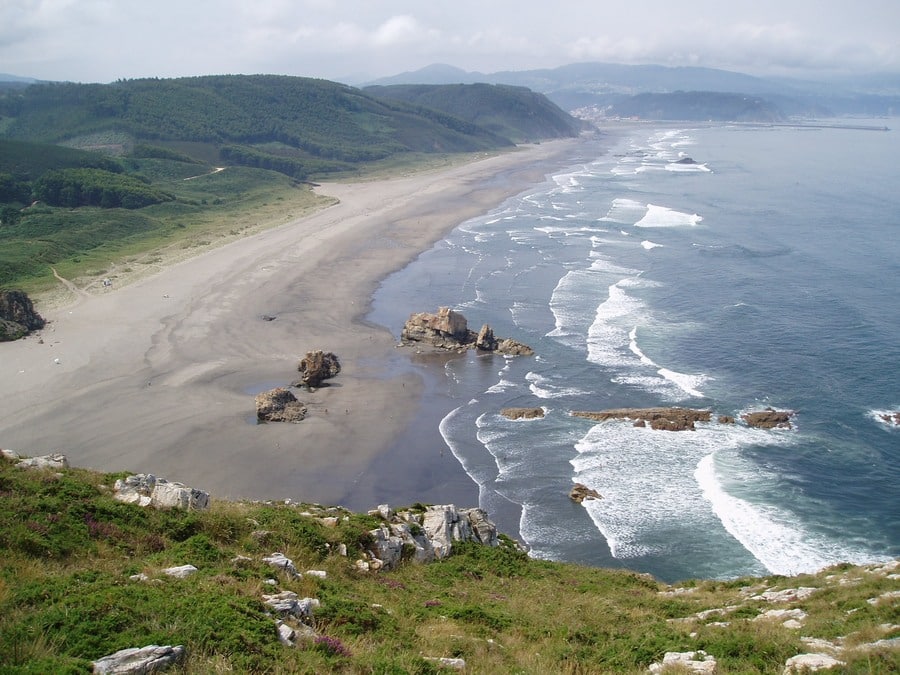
top-left (696, 454), bottom-right (891, 575)
top-left (666, 162), bottom-right (711, 173)
top-left (635, 204), bottom-right (703, 228)
top-left (526, 371), bottom-right (588, 399)
top-left (641, 240), bottom-right (664, 250)
top-left (571, 421), bottom-right (730, 559)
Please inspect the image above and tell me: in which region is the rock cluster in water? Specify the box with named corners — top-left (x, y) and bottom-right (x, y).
top-left (401, 307), bottom-right (533, 356)
top-left (569, 407), bottom-right (795, 432)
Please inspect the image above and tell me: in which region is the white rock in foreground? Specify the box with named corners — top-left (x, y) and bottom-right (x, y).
top-left (16, 452), bottom-right (69, 470)
top-left (92, 644), bottom-right (185, 674)
top-left (113, 474), bottom-right (209, 511)
top-left (162, 565), bottom-right (197, 579)
top-left (648, 650), bottom-right (717, 674)
top-left (783, 653), bottom-right (844, 673)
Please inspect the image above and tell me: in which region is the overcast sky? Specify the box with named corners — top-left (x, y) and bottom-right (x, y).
top-left (2, 0), bottom-right (899, 84)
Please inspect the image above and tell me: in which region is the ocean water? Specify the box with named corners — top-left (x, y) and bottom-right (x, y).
top-left (370, 122), bottom-right (900, 582)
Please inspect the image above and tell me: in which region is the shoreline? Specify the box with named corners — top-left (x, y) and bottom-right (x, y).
top-left (0, 137), bottom-right (603, 508)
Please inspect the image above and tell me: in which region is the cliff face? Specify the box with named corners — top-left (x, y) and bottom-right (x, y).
top-left (0, 290), bottom-right (45, 341)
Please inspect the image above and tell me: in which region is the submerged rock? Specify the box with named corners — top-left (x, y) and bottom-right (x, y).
top-left (571, 407), bottom-right (712, 431)
top-left (742, 408), bottom-right (794, 429)
top-left (501, 407), bottom-right (544, 420)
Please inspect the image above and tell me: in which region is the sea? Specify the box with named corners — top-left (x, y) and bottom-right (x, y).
top-left (369, 120), bottom-right (900, 582)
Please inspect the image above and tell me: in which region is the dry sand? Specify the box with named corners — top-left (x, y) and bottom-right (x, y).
top-left (0, 140), bottom-right (587, 507)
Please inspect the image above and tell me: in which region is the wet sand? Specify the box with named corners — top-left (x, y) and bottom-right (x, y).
top-left (0, 139), bottom-right (587, 508)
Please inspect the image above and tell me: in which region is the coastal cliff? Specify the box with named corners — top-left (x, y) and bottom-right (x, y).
top-left (0, 450), bottom-right (897, 673)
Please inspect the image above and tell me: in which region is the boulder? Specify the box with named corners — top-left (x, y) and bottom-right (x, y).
top-left (262, 591), bottom-right (319, 620)
top-left (255, 387), bottom-right (307, 423)
top-left (0, 290), bottom-right (45, 342)
top-left (495, 337), bottom-right (535, 356)
top-left (162, 565), bottom-right (198, 579)
top-left (113, 474), bottom-right (209, 511)
top-left (401, 307), bottom-right (474, 350)
top-left (501, 407), bottom-right (544, 420)
top-left (649, 650), bottom-right (717, 674)
top-left (262, 552), bottom-right (301, 578)
top-left (783, 653), bottom-right (844, 673)
top-left (16, 453), bottom-right (69, 470)
top-left (569, 483), bottom-right (602, 503)
top-left (742, 408), bottom-right (794, 429)
top-left (364, 504), bottom-right (500, 569)
top-left (294, 350), bottom-right (341, 389)
top-left (92, 644), bottom-right (185, 674)
top-left (400, 307), bottom-right (533, 356)
top-left (571, 408), bottom-right (711, 430)
top-left (475, 324), bottom-right (497, 351)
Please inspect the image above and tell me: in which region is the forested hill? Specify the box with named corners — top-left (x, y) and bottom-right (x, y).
top-left (0, 75), bottom-right (582, 180)
top-left (363, 83), bottom-right (588, 143)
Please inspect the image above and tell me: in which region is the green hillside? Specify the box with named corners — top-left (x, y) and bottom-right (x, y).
top-left (0, 75), bottom-right (515, 177)
top-left (364, 83), bottom-right (588, 142)
top-left (1, 75), bottom-right (570, 290)
top-left (0, 453), bottom-right (897, 673)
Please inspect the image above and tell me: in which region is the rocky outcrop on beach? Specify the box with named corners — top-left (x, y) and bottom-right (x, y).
top-left (742, 408), bottom-right (794, 429)
top-left (569, 483), bottom-right (602, 503)
top-left (401, 307), bottom-right (534, 356)
top-left (571, 408), bottom-right (712, 431)
top-left (294, 350), bottom-right (341, 389)
top-left (501, 407), bottom-right (545, 420)
top-left (255, 387), bottom-right (308, 423)
top-left (0, 290), bottom-right (45, 341)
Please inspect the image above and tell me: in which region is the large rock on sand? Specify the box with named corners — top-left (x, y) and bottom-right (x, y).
top-left (294, 350), bottom-right (341, 389)
top-left (401, 307), bottom-right (533, 355)
top-left (0, 290), bottom-right (45, 341)
top-left (255, 388), bottom-right (307, 423)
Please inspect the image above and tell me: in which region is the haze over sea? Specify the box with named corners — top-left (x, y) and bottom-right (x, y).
top-left (371, 121), bottom-right (900, 582)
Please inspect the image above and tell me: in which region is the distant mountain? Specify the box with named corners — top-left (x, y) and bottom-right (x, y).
top-left (604, 91), bottom-right (786, 123)
top-left (366, 62), bottom-right (900, 119)
top-left (363, 83), bottom-right (588, 143)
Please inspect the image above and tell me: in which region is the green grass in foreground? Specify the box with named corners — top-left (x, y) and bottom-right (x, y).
top-left (0, 456), bottom-right (897, 673)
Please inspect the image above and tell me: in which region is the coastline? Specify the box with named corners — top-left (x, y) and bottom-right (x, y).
top-left (0, 137), bottom-right (599, 508)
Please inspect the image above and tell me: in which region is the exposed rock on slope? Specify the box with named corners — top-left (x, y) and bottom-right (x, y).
top-left (401, 307), bottom-right (533, 356)
top-left (0, 290), bottom-right (45, 341)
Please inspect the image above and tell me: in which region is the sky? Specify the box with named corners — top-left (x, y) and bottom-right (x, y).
top-left (2, 0), bottom-right (899, 84)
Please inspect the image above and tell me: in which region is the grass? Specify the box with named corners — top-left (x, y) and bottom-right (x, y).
top-left (0, 455), bottom-right (897, 673)
top-left (0, 147), bottom-right (516, 301)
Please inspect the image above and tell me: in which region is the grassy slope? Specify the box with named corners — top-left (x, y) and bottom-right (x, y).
top-left (0, 456), bottom-right (897, 674)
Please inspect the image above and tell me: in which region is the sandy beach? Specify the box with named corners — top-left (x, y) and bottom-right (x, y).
top-left (0, 139), bottom-right (591, 508)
